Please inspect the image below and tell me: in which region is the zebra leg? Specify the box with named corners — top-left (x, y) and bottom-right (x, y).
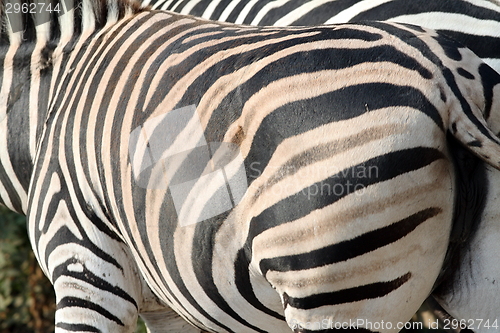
top-left (51, 239), bottom-right (141, 332)
top-left (28, 188), bottom-right (143, 332)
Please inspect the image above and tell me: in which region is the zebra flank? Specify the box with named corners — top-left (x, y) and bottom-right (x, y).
top-left (2, 0), bottom-right (500, 332)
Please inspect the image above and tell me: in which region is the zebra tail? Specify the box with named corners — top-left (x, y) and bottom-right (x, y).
top-left (448, 97), bottom-right (500, 170)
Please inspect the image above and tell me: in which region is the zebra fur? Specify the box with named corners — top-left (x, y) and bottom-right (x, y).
top-left (141, 0), bottom-right (500, 74)
top-left (2, 0), bottom-right (500, 332)
top-left (136, 0), bottom-right (500, 328)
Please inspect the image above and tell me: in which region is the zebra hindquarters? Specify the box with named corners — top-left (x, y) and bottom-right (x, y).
top-left (245, 106), bottom-right (455, 332)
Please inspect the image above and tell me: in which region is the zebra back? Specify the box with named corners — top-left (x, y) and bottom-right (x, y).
top-left (142, 0), bottom-right (500, 74)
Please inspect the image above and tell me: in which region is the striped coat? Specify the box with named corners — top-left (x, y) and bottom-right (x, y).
top-left (142, 0), bottom-right (500, 74)
top-left (2, 0), bottom-right (500, 332)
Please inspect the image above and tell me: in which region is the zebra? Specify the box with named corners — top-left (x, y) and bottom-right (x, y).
top-left (3, 0), bottom-right (500, 332)
top-left (141, 0), bottom-right (500, 74)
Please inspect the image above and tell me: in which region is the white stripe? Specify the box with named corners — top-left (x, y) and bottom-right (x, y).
top-left (387, 13), bottom-right (500, 38)
top-left (170, 0), bottom-right (185, 12)
top-left (82, 0), bottom-right (96, 32)
top-left (29, 44), bottom-right (45, 161)
top-left (218, 0), bottom-right (244, 22)
top-left (155, 0), bottom-right (175, 10)
top-left (180, 0), bottom-right (203, 14)
top-left (106, 0), bottom-right (120, 25)
top-left (202, 0), bottom-right (223, 19)
top-left (323, 0), bottom-right (394, 24)
top-left (483, 58), bottom-right (500, 74)
top-left (35, 19), bottom-right (51, 43)
top-left (235, 0), bottom-right (259, 24)
top-left (249, 0), bottom-right (292, 25)
top-left (59, 2), bottom-right (75, 42)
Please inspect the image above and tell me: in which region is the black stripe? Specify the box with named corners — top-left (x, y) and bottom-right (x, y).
top-left (170, 0), bottom-right (197, 12)
top-left (290, 0), bottom-right (370, 26)
top-left (226, 0), bottom-right (254, 22)
top-left (55, 323), bottom-right (101, 332)
top-left (45, 226), bottom-right (123, 279)
top-left (234, 248), bottom-right (286, 320)
top-left (210, 0), bottom-right (234, 19)
top-left (243, 0), bottom-right (288, 25)
top-left (248, 147), bottom-right (445, 240)
top-left (188, 212), bottom-right (270, 332)
top-left (260, 208), bottom-right (441, 275)
top-left (362, 21), bottom-right (457, 65)
top-left (437, 31), bottom-right (500, 61)
top-left (57, 296), bottom-right (124, 326)
top-left (457, 68), bottom-right (474, 80)
top-left (38, 43), bottom-right (56, 148)
top-left (442, 66), bottom-right (499, 144)
top-left (244, 87), bottom-right (443, 189)
top-left (49, 3), bottom-right (62, 42)
top-left (247, 126), bottom-right (410, 204)
top-left (479, 63), bottom-right (500, 121)
top-left (8, 43), bottom-right (36, 195)
top-left (53, 259), bottom-right (138, 309)
top-left (0, 163), bottom-right (23, 213)
top-left (351, 0), bottom-right (500, 22)
top-left (286, 272), bottom-right (411, 310)
top-left (156, 197), bottom-right (234, 332)
top-left (191, 0), bottom-right (215, 17)
top-left (467, 140), bottom-right (482, 148)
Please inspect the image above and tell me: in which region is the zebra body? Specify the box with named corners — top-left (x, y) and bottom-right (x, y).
top-left (3, 0), bottom-right (500, 332)
top-left (139, 0), bottom-right (500, 327)
top-left (142, 0), bottom-right (500, 74)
